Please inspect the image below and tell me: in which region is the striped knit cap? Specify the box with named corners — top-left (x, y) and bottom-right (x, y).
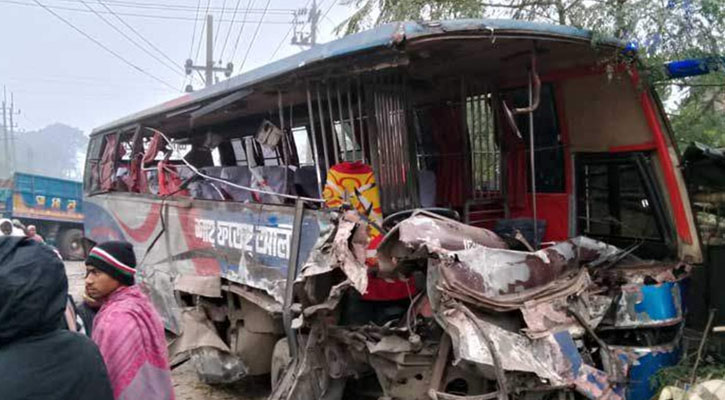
top-left (85, 241), bottom-right (136, 286)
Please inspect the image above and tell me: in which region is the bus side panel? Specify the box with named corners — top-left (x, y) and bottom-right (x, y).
top-left (84, 194), bottom-right (334, 331)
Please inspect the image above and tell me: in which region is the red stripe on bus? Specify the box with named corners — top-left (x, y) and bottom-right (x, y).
top-left (629, 68), bottom-right (692, 244)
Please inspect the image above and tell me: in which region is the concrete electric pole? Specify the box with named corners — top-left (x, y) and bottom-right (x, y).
top-left (8, 92), bottom-right (17, 173)
top-left (291, 0), bottom-right (319, 48)
top-left (1, 87), bottom-right (8, 176)
top-left (185, 15), bottom-right (233, 92)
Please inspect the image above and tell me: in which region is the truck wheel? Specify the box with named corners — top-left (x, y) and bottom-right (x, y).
top-left (271, 337), bottom-right (291, 390)
top-left (59, 229), bottom-right (85, 260)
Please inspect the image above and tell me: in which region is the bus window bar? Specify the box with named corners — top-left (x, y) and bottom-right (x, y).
top-left (372, 73), bottom-right (416, 212)
top-left (357, 77), bottom-right (366, 164)
top-left (325, 84), bottom-right (339, 165)
top-left (466, 84), bottom-right (501, 200)
top-left (305, 82), bottom-right (324, 196)
top-left (315, 84), bottom-right (331, 171)
top-left (336, 83), bottom-right (348, 161)
top-left (347, 79), bottom-right (357, 162)
top-left (306, 79), bottom-right (367, 167)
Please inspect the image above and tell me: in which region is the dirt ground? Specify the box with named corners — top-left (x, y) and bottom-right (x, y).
top-left (64, 261), bottom-right (268, 400)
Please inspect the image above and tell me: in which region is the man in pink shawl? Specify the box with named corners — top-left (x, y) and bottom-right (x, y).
top-left (85, 240), bottom-right (176, 400)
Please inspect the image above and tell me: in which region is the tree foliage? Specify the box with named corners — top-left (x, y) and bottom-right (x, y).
top-left (338, 0), bottom-right (725, 148)
top-left (14, 123), bottom-right (88, 180)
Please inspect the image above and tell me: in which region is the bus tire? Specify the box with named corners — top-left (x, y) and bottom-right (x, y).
top-left (58, 228), bottom-right (85, 260)
top-left (271, 337), bottom-right (291, 390)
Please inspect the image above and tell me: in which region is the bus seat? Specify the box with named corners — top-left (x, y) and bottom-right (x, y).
top-left (176, 165), bottom-right (196, 180)
top-left (294, 166), bottom-right (321, 198)
top-left (418, 170), bottom-right (437, 207)
top-left (220, 166), bottom-right (253, 202)
top-left (200, 166), bottom-right (223, 178)
top-left (188, 167), bottom-right (225, 200)
top-left (250, 166), bottom-right (294, 203)
top-left (197, 182), bottom-right (226, 200)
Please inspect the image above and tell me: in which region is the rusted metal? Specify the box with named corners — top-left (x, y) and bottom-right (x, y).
top-left (454, 303), bottom-right (508, 400)
top-left (428, 334), bottom-right (451, 394)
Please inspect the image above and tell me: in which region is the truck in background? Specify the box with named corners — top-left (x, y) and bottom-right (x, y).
top-left (0, 172), bottom-right (84, 259)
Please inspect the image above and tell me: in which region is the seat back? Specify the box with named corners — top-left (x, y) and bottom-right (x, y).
top-left (250, 166), bottom-right (294, 203)
top-left (294, 166), bottom-right (321, 198)
top-left (220, 166), bottom-right (253, 202)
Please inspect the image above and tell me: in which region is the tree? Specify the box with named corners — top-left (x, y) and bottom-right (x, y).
top-left (338, 0), bottom-right (725, 148)
top-left (667, 73), bottom-right (725, 148)
top-left (14, 123), bottom-right (88, 180)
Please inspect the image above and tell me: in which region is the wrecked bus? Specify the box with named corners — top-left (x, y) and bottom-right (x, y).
top-left (83, 19), bottom-right (702, 400)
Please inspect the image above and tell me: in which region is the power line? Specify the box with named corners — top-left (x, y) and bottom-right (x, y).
top-left (229, 0), bottom-right (252, 62)
top-left (238, 0), bottom-right (271, 72)
top-left (91, 0), bottom-right (185, 79)
top-left (219, 0), bottom-right (242, 63)
top-left (40, 0), bottom-right (295, 13)
top-left (29, 0), bottom-right (179, 91)
top-left (213, 0), bottom-right (227, 53)
top-left (185, 0), bottom-right (203, 88)
top-left (321, 0), bottom-right (336, 23)
top-left (1, 0), bottom-right (293, 22)
top-left (78, 0), bottom-right (183, 79)
top-left (194, 0), bottom-right (211, 62)
top-left (188, 0), bottom-right (201, 59)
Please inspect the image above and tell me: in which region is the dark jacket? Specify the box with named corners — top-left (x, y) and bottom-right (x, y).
top-left (0, 237), bottom-right (114, 400)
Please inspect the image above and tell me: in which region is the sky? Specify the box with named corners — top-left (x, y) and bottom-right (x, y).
top-left (0, 0), bottom-right (353, 135)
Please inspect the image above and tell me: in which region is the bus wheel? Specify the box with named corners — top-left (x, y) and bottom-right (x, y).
top-left (59, 229), bottom-right (85, 260)
top-left (271, 337), bottom-right (291, 390)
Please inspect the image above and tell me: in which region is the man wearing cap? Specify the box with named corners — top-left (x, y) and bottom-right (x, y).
top-left (85, 240), bottom-right (176, 400)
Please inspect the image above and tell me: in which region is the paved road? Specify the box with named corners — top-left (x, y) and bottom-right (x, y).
top-left (63, 260), bottom-right (267, 400)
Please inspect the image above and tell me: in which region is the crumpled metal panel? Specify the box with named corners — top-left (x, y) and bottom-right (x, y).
top-left (521, 293), bottom-right (613, 339)
top-left (298, 212), bottom-right (369, 295)
top-left (395, 213), bottom-right (507, 252)
top-left (436, 258), bottom-right (593, 311)
top-left (597, 262), bottom-right (690, 329)
top-left (377, 212), bottom-right (508, 273)
top-left (429, 236), bottom-right (620, 311)
top-left (610, 328), bottom-right (683, 400)
top-left (175, 275), bottom-right (222, 298)
top-left (169, 307), bottom-right (231, 357)
top-left (438, 303), bottom-right (627, 400)
top-left (612, 281), bottom-right (684, 328)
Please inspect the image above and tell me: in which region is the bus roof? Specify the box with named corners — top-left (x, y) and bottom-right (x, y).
top-left (92, 19), bottom-right (620, 135)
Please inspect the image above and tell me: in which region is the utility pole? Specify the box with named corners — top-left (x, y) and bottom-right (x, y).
top-left (291, 0), bottom-right (319, 48)
top-left (185, 15), bottom-right (233, 92)
top-left (8, 92), bottom-right (17, 173)
top-left (1, 87), bottom-right (8, 177)
top-left (205, 14), bottom-right (213, 87)
top-left (310, 0), bottom-right (318, 47)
